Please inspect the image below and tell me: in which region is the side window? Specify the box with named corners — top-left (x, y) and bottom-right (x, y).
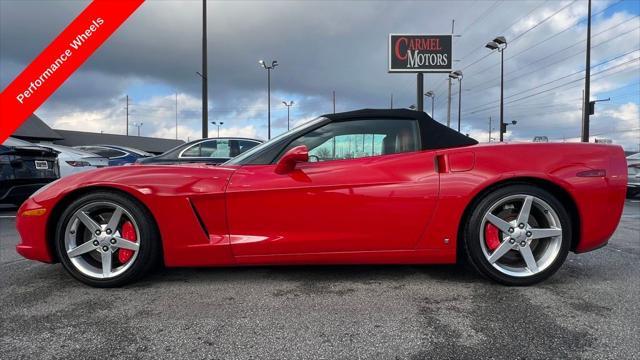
top-left (236, 140), bottom-right (260, 156)
top-left (181, 143), bottom-right (204, 157)
top-left (282, 119), bottom-right (420, 162)
top-left (182, 140), bottom-right (234, 158)
top-left (102, 149), bottom-right (127, 158)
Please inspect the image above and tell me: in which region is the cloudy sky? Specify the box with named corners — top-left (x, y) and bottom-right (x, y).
top-left (1, 0), bottom-right (639, 150)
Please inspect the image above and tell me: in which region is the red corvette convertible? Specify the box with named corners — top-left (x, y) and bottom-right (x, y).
top-left (15, 109), bottom-right (627, 287)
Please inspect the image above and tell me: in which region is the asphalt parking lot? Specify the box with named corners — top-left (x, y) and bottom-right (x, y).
top-left (1, 200), bottom-right (638, 360)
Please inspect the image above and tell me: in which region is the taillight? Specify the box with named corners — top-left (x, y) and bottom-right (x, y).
top-left (65, 160), bottom-right (91, 167)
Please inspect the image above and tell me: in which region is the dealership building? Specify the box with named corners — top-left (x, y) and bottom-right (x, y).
top-left (11, 114), bottom-right (184, 154)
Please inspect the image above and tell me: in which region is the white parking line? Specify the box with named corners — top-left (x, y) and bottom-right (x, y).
top-left (0, 216), bottom-right (16, 219)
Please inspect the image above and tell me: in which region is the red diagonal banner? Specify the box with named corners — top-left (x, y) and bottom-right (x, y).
top-left (0, 0), bottom-right (144, 142)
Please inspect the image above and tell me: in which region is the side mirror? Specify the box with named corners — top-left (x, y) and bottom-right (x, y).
top-left (275, 145), bottom-right (309, 174)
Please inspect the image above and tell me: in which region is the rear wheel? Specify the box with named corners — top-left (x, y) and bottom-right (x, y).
top-left (464, 185), bottom-right (571, 285)
top-left (54, 191), bottom-right (160, 287)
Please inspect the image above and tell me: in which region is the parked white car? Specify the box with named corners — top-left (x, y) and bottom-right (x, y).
top-left (37, 143), bottom-right (108, 177)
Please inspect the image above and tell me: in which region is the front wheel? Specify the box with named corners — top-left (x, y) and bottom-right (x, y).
top-left (464, 185), bottom-right (572, 286)
top-left (54, 191), bottom-right (160, 287)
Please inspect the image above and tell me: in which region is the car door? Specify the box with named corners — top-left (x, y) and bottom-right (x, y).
top-left (226, 118), bottom-right (440, 257)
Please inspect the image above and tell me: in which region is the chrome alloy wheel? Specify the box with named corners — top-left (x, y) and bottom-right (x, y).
top-left (64, 201), bottom-right (140, 279)
top-left (479, 194), bottom-right (563, 277)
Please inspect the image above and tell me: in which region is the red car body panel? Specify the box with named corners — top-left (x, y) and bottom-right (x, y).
top-left (16, 142), bottom-right (626, 268)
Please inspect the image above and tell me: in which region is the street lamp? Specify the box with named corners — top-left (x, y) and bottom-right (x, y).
top-left (282, 101), bottom-right (294, 131)
top-left (131, 122), bottom-right (143, 136)
top-left (486, 36), bottom-right (507, 141)
top-left (501, 120), bottom-right (517, 140)
top-left (424, 91), bottom-right (435, 118)
top-left (259, 59), bottom-right (278, 139)
top-left (211, 121), bottom-right (224, 137)
top-left (449, 70), bottom-right (463, 132)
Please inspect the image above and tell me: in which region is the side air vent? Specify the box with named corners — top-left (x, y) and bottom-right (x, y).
top-left (187, 198), bottom-right (209, 238)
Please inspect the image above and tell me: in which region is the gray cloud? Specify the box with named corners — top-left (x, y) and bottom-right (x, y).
top-left (1, 0), bottom-right (638, 149)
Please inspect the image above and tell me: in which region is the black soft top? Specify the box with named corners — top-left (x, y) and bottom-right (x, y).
top-left (322, 108), bottom-right (478, 150)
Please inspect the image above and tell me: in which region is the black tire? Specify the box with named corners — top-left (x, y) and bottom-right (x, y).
top-left (54, 191), bottom-right (160, 287)
top-left (463, 184), bottom-right (572, 286)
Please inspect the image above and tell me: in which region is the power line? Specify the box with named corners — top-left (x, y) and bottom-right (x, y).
top-left (465, 16), bottom-right (639, 92)
top-left (431, 1), bottom-right (552, 97)
top-left (462, 0), bottom-right (580, 71)
top-left (511, 0), bottom-right (579, 43)
top-left (472, 59), bottom-right (638, 114)
top-left (465, 80), bottom-right (639, 125)
top-left (457, 0), bottom-right (550, 63)
top-left (458, 0), bottom-right (503, 36)
top-left (463, 53), bottom-right (640, 115)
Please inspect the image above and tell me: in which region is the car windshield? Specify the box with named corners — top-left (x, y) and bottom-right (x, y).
top-left (2, 137), bottom-right (35, 147)
top-left (224, 117), bottom-right (326, 165)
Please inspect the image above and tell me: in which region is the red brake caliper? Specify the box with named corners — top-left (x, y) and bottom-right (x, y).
top-left (118, 221), bottom-right (137, 264)
top-left (485, 223), bottom-right (501, 251)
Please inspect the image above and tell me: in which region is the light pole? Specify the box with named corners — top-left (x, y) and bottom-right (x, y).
top-left (282, 101), bottom-right (294, 131)
top-left (211, 121), bottom-right (223, 137)
top-left (201, 0), bottom-right (208, 139)
top-left (449, 70), bottom-right (463, 132)
top-left (501, 120), bottom-right (517, 141)
top-left (446, 77), bottom-right (452, 127)
top-left (486, 36), bottom-right (507, 141)
top-left (424, 91), bottom-right (435, 118)
top-left (581, 0), bottom-right (592, 142)
top-left (259, 59), bottom-right (278, 139)
top-left (132, 122), bottom-right (143, 136)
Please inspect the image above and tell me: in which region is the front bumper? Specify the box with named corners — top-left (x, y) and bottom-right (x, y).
top-left (15, 197), bottom-right (56, 263)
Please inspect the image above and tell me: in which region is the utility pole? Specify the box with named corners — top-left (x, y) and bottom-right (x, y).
top-left (125, 95), bottom-right (129, 136)
top-left (488, 116), bottom-right (492, 143)
top-left (417, 73), bottom-right (424, 112)
top-left (581, 0), bottom-right (592, 142)
top-left (175, 92), bottom-right (178, 140)
top-left (446, 78), bottom-right (452, 127)
top-left (201, 0), bottom-right (208, 139)
top-left (457, 80), bottom-right (462, 132)
top-left (390, 93), bottom-right (394, 109)
top-left (499, 44), bottom-right (504, 141)
top-left (332, 90), bottom-right (336, 113)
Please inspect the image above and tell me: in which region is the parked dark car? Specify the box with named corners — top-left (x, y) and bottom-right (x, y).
top-left (1, 137), bottom-right (60, 206)
top-left (136, 137), bottom-right (262, 165)
top-left (627, 153), bottom-right (640, 198)
top-left (74, 145), bottom-right (153, 166)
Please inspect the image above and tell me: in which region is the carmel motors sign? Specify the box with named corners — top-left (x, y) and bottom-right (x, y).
top-left (389, 34), bottom-right (452, 73)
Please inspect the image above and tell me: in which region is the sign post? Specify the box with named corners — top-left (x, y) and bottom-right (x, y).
top-left (389, 34), bottom-right (452, 113)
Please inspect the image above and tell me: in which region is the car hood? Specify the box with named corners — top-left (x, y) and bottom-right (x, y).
top-left (29, 163), bottom-right (240, 205)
